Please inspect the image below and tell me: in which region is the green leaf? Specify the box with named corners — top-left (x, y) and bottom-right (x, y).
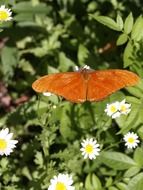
top-left (124, 12), bottom-right (134, 34)
top-left (125, 86), bottom-right (143, 99)
top-left (22, 167), bottom-right (32, 180)
top-left (19, 59), bottom-right (35, 74)
top-left (85, 173), bottom-right (102, 190)
top-left (134, 148), bottom-right (143, 167)
top-left (131, 15), bottom-right (143, 41)
top-left (105, 177), bottom-right (113, 187)
top-left (116, 14), bottom-right (124, 30)
top-left (116, 33), bottom-right (128, 46)
top-left (14, 13), bottom-right (34, 22)
top-left (126, 96), bottom-right (141, 105)
top-left (34, 151), bottom-right (44, 168)
top-left (58, 52), bottom-right (75, 71)
top-left (92, 174), bottom-right (102, 190)
top-left (108, 187), bottom-right (118, 190)
top-left (123, 41), bottom-right (134, 67)
top-left (127, 173), bottom-right (143, 190)
top-left (116, 105), bottom-right (140, 133)
top-left (101, 152), bottom-right (137, 170)
top-left (116, 182), bottom-right (128, 190)
top-left (13, 2), bottom-right (51, 14)
top-left (78, 44), bottom-right (89, 66)
top-left (124, 166), bottom-right (140, 177)
top-left (1, 46), bottom-right (18, 80)
top-left (90, 15), bottom-right (121, 31)
top-left (138, 126), bottom-right (143, 140)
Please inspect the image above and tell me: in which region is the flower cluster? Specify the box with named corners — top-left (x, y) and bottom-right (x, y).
top-left (105, 99), bottom-right (131, 118)
top-left (48, 130), bottom-right (140, 189)
top-left (0, 5), bottom-right (12, 22)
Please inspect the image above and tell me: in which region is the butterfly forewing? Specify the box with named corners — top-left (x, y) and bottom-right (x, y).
top-left (32, 72), bottom-right (87, 103)
top-left (87, 70), bottom-right (140, 101)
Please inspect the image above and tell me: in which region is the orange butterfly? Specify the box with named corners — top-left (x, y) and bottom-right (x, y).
top-left (32, 67), bottom-right (140, 103)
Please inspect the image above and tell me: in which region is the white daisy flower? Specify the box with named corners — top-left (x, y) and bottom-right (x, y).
top-left (104, 101), bottom-right (121, 118)
top-left (43, 92), bottom-right (52, 96)
top-left (0, 128), bottom-right (18, 156)
top-left (80, 138), bottom-right (100, 160)
top-left (48, 173), bottom-right (75, 190)
top-left (119, 99), bottom-right (131, 115)
top-left (0, 5), bottom-right (12, 22)
top-left (123, 132), bottom-right (139, 149)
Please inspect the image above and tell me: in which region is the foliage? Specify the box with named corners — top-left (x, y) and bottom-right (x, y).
top-left (1, 0), bottom-right (143, 189)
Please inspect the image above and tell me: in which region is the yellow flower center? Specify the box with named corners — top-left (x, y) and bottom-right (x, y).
top-left (128, 137), bottom-right (135, 144)
top-left (56, 182), bottom-right (66, 190)
top-left (85, 144), bottom-right (93, 154)
top-left (110, 105), bottom-right (117, 113)
top-left (120, 105), bottom-right (126, 112)
top-left (0, 139), bottom-right (7, 150)
top-left (0, 10), bottom-right (9, 20)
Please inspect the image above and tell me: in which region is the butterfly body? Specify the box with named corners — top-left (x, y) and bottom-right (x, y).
top-left (32, 68), bottom-right (140, 103)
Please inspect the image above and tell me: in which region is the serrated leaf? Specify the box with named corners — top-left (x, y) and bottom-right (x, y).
top-left (127, 173), bottom-right (143, 190)
top-left (101, 152), bottom-right (137, 170)
top-left (22, 167), bottom-right (32, 180)
top-left (124, 12), bottom-right (134, 34)
top-left (131, 15), bottom-right (143, 41)
top-left (91, 15), bottom-right (121, 31)
top-left (116, 14), bottom-right (123, 30)
top-left (116, 33), bottom-right (128, 46)
top-left (34, 151), bottom-right (44, 168)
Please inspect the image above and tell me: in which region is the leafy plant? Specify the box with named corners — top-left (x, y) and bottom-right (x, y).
top-left (0, 0), bottom-right (143, 189)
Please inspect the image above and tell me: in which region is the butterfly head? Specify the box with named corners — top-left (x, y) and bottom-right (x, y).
top-left (74, 65), bottom-right (91, 72)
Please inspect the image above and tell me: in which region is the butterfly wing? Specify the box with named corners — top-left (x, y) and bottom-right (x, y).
top-left (32, 72), bottom-right (87, 103)
top-left (87, 70), bottom-right (140, 101)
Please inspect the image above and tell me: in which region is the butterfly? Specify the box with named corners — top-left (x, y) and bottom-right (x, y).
top-left (32, 66), bottom-right (140, 103)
